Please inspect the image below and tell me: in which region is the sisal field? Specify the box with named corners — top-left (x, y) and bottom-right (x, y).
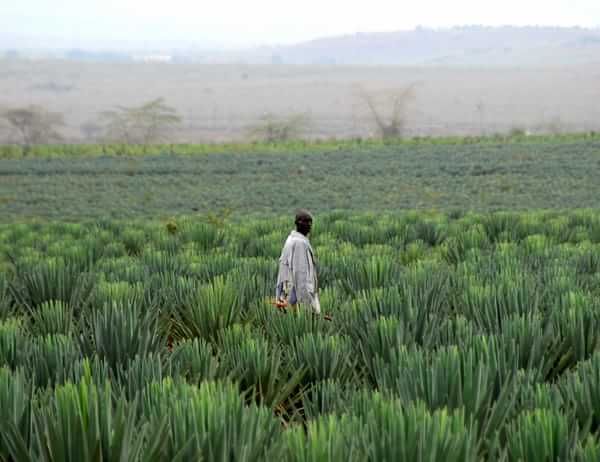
top-left (1, 210), bottom-right (600, 459)
top-left (1, 133), bottom-right (600, 459)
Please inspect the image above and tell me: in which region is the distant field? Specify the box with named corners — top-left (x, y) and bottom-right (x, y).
top-left (0, 60), bottom-right (599, 143)
top-left (1, 135), bottom-right (599, 222)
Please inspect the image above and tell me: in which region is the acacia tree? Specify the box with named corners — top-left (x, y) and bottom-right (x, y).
top-left (1, 105), bottom-right (65, 145)
top-left (248, 112), bottom-right (311, 142)
top-left (100, 98), bottom-right (182, 144)
top-left (358, 84), bottom-right (418, 139)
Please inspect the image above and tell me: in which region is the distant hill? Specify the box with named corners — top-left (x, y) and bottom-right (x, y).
top-left (236, 26), bottom-right (600, 67)
top-left (4, 26), bottom-right (600, 67)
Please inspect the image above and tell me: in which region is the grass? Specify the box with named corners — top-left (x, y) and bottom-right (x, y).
top-left (0, 132), bottom-right (598, 159)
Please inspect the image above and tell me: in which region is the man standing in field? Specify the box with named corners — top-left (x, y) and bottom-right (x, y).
top-left (276, 209), bottom-right (322, 315)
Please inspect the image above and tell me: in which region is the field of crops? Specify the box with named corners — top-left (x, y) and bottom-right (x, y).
top-left (1, 210), bottom-right (600, 460)
top-left (2, 134), bottom-right (600, 221)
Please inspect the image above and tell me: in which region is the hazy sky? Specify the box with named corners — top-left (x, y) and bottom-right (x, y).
top-left (2, 0), bottom-right (600, 48)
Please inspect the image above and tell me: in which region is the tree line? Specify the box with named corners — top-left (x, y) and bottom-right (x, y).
top-left (0, 98), bottom-right (182, 146)
top-left (0, 86), bottom-right (418, 146)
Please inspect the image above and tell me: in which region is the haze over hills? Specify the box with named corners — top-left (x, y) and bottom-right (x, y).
top-left (242, 26), bottom-right (600, 67)
top-left (3, 26), bottom-right (600, 67)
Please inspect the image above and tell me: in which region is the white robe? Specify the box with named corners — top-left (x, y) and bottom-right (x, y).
top-left (276, 230), bottom-right (321, 314)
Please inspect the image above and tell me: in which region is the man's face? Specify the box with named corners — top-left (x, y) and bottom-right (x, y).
top-left (296, 217), bottom-right (313, 235)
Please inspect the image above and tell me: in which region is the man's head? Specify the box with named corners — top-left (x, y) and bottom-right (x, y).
top-left (295, 209), bottom-right (313, 236)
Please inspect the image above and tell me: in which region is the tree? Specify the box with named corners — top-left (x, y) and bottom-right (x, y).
top-left (358, 84), bottom-right (418, 139)
top-left (1, 105), bottom-right (65, 145)
top-left (100, 98), bottom-right (182, 144)
top-left (248, 112), bottom-right (311, 142)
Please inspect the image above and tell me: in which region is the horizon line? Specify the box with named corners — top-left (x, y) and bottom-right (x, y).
top-left (1, 23), bottom-right (600, 52)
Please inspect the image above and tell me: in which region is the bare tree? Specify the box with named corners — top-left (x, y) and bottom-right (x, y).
top-left (248, 112), bottom-right (311, 142)
top-left (100, 98), bottom-right (182, 144)
top-left (358, 84), bottom-right (418, 139)
top-left (1, 105), bottom-right (65, 145)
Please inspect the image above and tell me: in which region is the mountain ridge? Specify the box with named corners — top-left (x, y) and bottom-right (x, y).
top-left (3, 26), bottom-right (600, 67)
top-left (237, 25), bottom-right (600, 67)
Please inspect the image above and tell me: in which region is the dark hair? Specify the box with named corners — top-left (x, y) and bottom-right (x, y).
top-left (295, 209), bottom-right (313, 223)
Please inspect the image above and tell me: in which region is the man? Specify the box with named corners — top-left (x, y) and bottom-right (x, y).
top-left (276, 209), bottom-right (321, 315)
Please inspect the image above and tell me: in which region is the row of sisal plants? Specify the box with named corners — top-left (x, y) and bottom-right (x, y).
top-left (0, 210), bottom-right (600, 460)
